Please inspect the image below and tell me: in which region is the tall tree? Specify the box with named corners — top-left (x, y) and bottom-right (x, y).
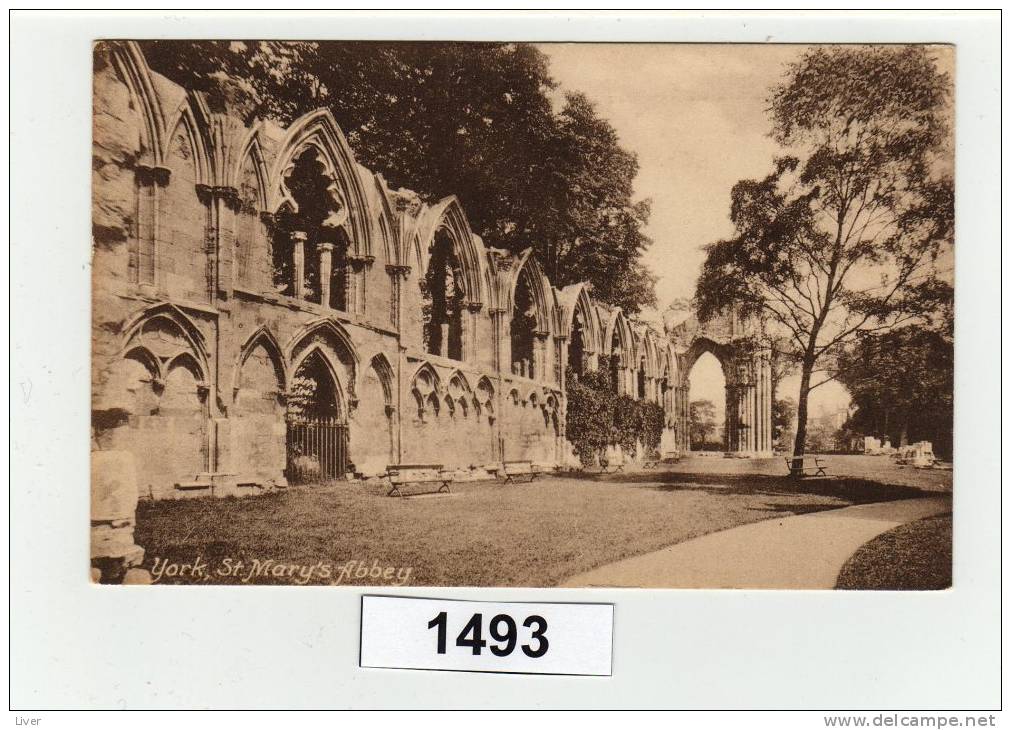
top-left (694, 46), bottom-right (953, 469)
top-left (689, 399), bottom-right (718, 449)
top-left (772, 396), bottom-right (796, 449)
top-left (835, 323), bottom-right (954, 458)
top-left (139, 40), bottom-right (656, 313)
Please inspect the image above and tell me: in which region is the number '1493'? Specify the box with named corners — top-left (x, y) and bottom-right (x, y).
top-left (427, 612), bottom-right (549, 658)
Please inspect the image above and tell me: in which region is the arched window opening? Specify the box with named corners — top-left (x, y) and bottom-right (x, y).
top-left (285, 349), bottom-right (348, 484)
top-left (421, 229), bottom-right (464, 360)
top-left (687, 351), bottom-right (726, 453)
top-left (511, 272), bottom-right (537, 379)
top-left (326, 227), bottom-right (350, 310)
top-left (637, 356), bottom-right (647, 400)
top-left (272, 148), bottom-right (350, 308)
top-left (568, 312), bottom-right (586, 379)
top-left (287, 351), bottom-right (340, 424)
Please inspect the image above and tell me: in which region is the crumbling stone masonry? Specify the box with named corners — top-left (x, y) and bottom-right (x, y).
top-left (91, 42), bottom-right (773, 499)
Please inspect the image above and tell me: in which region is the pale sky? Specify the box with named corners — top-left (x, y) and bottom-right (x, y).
top-left (537, 43), bottom-right (854, 418)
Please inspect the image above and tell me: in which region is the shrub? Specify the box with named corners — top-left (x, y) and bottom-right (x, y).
top-left (565, 369), bottom-right (665, 466)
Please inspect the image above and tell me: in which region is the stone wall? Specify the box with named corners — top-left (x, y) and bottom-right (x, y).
top-left (92, 42), bottom-right (739, 500)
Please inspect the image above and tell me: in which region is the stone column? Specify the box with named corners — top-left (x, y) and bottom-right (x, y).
top-left (439, 323), bottom-right (450, 358)
top-left (196, 184), bottom-right (240, 301)
top-left (291, 231), bottom-right (307, 299)
top-left (345, 254), bottom-right (373, 315)
top-left (465, 301), bottom-right (483, 363)
top-left (533, 330), bottom-right (549, 382)
top-left (759, 349), bottom-right (773, 455)
top-left (386, 264), bottom-right (410, 330)
top-left (133, 164), bottom-right (171, 294)
top-left (745, 382), bottom-right (757, 454)
top-left (724, 384), bottom-right (736, 453)
top-left (318, 242), bottom-right (334, 309)
top-left (488, 307), bottom-right (507, 373)
top-left (554, 335), bottom-right (567, 388)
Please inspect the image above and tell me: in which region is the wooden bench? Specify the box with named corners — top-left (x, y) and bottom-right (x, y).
top-left (386, 464), bottom-right (454, 498)
top-left (501, 460), bottom-right (541, 484)
top-left (598, 460), bottom-right (624, 474)
top-left (644, 451), bottom-right (682, 470)
top-left (785, 456), bottom-right (829, 478)
top-left (174, 480), bottom-right (214, 496)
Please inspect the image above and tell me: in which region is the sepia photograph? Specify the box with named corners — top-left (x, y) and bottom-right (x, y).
top-left (90, 39), bottom-right (955, 590)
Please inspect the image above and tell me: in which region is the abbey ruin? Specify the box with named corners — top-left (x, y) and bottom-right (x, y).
top-left (91, 41), bottom-right (774, 499)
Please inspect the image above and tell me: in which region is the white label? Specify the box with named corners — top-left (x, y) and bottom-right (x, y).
top-left (360, 596), bottom-right (613, 676)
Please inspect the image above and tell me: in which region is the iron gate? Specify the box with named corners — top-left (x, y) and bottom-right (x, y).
top-left (286, 418), bottom-right (349, 484)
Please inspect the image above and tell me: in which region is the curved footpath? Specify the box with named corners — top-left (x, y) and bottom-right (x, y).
top-left (561, 495), bottom-right (951, 589)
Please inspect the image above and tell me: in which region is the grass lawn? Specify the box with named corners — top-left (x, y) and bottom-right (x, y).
top-left (135, 462), bottom-right (939, 587)
top-left (835, 513), bottom-right (953, 590)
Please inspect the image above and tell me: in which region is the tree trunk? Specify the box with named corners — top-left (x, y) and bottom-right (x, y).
top-left (790, 357), bottom-right (815, 475)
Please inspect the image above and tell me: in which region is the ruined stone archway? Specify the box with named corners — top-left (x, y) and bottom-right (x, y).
top-left (668, 313), bottom-right (773, 458)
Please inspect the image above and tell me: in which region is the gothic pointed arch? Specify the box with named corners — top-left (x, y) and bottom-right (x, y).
top-left (681, 336), bottom-right (734, 387)
top-left (107, 41), bottom-right (165, 167)
top-left (232, 326), bottom-right (288, 396)
top-left (558, 283), bottom-right (599, 377)
top-left (121, 345), bottom-right (163, 383)
top-left (288, 318), bottom-right (359, 369)
top-left (371, 176), bottom-right (399, 266)
top-left (602, 308), bottom-right (633, 366)
top-left (507, 250), bottom-right (551, 334)
top-left (120, 303), bottom-right (210, 382)
top-left (507, 250), bottom-right (551, 380)
top-left (409, 361), bottom-right (442, 396)
top-left (558, 284), bottom-right (598, 349)
top-left (447, 369), bottom-right (472, 399)
top-left (232, 126), bottom-right (270, 212)
top-left (643, 331), bottom-right (661, 378)
top-left (162, 94), bottom-right (213, 187)
top-left (416, 196), bottom-right (485, 306)
top-left (267, 108), bottom-right (373, 258)
top-left (367, 352), bottom-right (395, 405)
top-left (475, 375), bottom-right (496, 412)
top-left (287, 346), bottom-right (347, 423)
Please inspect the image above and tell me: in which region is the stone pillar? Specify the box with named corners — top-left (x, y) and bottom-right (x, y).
top-left (465, 301), bottom-right (483, 363)
top-left (759, 349), bottom-right (773, 455)
top-left (440, 323), bottom-right (450, 358)
top-left (133, 164), bottom-right (171, 294)
top-left (386, 264), bottom-right (410, 330)
top-left (533, 331), bottom-right (549, 382)
top-left (196, 184), bottom-right (240, 303)
top-left (345, 254), bottom-right (372, 315)
top-left (724, 384), bottom-right (737, 453)
top-left (744, 383), bottom-right (757, 454)
top-left (291, 231), bottom-right (307, 299)
top-left (319, 243), bottom-right (334, 308)
top-left (488, 308), bottom-right (507, 373)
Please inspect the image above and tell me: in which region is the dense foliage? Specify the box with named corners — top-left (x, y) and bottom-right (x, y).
top-left (688, 399), bottom-right (719, 449)
top-left (835, 325), bottom-right (953, 458)
top-left (772, 397), bottom-right (796, 450)
top-left (695, 46), bottom-right (953, 460)
top-left (565, 369), bottom-right (664, 466)
top-left (139, 40), bottom-right (656, 313)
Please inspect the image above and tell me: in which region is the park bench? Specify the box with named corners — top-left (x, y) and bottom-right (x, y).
top-left (785, 456), bottom-right (829, 478)
top-left (174, 479), bottom-right (214, 496)
top-left (644, 451), bottom-right (682, 470)
top-left (385, 463), bottom-right (454, 498)
top-left (598, 459), bottom-right (624, 474)
top-left (500, 460), bottom-right (541, 484)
